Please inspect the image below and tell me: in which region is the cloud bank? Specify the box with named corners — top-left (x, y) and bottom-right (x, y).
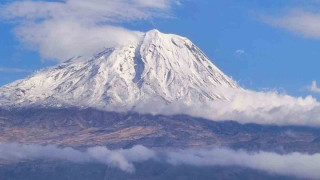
top-left (0, 143), bottom-right (155, 172)
top-left (167, 147), bottom-right (320, 179)
top-left (1, 143), bottom-right (320, 179)
top-left (134, 88), bottom-right (320, 126)
top-left (0, 0), bottom-right (179, 61)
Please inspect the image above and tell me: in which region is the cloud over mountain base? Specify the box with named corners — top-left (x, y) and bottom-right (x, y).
top-left (133, 88), bottom-right (320, 127)
top-left (0, 143), bottom-right (319, 179)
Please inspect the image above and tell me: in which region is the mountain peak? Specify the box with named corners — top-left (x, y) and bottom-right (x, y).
top-left (0, 30), bottom-right (239, 110)
top-left (146, 29), bottom-right (161, 34)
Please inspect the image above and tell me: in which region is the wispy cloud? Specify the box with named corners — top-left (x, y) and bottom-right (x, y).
top-left (307, 80), bottom-right (320, 93)
top-left (235, 49), bottom-right (245, 56)
top-left (0, 67), bottom-right (32, 73)
top-left (0, 0), bottom-right (181, 61)
top-left (1, 143), bottom-right (320, 179)
top-left (265, 9), bottom-right (320, 39)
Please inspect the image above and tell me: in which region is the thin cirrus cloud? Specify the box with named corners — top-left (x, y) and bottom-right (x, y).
top-left (1, 143), bottom-right (320, 179)
top-left (0, 0), bottom-right (181, 61)
top-left (265, 9), bottom-right (320, 39)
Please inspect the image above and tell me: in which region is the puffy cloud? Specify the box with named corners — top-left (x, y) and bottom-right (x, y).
top-left (0, 0), bottom-right (180, 61)
top-left (265, 9), bottom-right (320, 39)
top-left (14, 21), bottom-right (143, 61)
top-left (134, 88), bottom-right (320, 126)
top-left (1, 143), bottom-right (320, 179)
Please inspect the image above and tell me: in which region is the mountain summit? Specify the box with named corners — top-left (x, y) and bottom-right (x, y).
top-left (0, 29), bottom-right (239, 110)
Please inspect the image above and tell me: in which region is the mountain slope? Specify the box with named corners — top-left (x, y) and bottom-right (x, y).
top-left (1, 108), bottom-right (320, 153)
top-left (0, 29), bottom-right (239, 110)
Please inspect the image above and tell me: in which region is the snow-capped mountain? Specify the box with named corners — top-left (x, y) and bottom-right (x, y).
top-left (0, 29), bottom-right (239, 110)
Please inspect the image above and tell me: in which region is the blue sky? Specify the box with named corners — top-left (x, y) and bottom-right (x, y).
top-left (1, 0), bottom-right (320, 98)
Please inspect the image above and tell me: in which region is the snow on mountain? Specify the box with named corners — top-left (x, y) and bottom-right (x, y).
top-left (0, 29), bottom-right (239, 110)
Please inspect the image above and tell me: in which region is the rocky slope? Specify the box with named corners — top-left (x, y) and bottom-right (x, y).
top-left (1, 108), bottom-right (319, 153)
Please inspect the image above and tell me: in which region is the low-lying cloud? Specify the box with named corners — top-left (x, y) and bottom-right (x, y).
top-left (1, 143), bottom-right (320, 179)
top-left (134, 88), bottom-right (320, 126)
top-left (167, 148), bottom-right (320, 179)
top-left (0, 143), bottom-right (155, 172)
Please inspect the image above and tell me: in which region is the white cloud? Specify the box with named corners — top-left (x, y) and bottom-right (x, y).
top-left (0, 67), bottom-right (32, 73)
top-left (15, 21), bottom-right (143, 61)
top-left (235, 49), bottom-right (245, 56)
top-left (1, 143), bottom-right (320, 179)
top-left (133, 0), bottom-right (170, 9)
top-left (266, 9), bottom-right (320, 39)
top-left (134, 88), bottom-right (320, 126)
top-left (0, 143), bottom-right (155, 173)
top-left (308, 80), bottom-right (320, 93)
top-left (0, 0), bottom-right (179, 61)
top-left (167, 148), bottom-right (320, 179)
top-left (0, 0), bottom-right (174, 23)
